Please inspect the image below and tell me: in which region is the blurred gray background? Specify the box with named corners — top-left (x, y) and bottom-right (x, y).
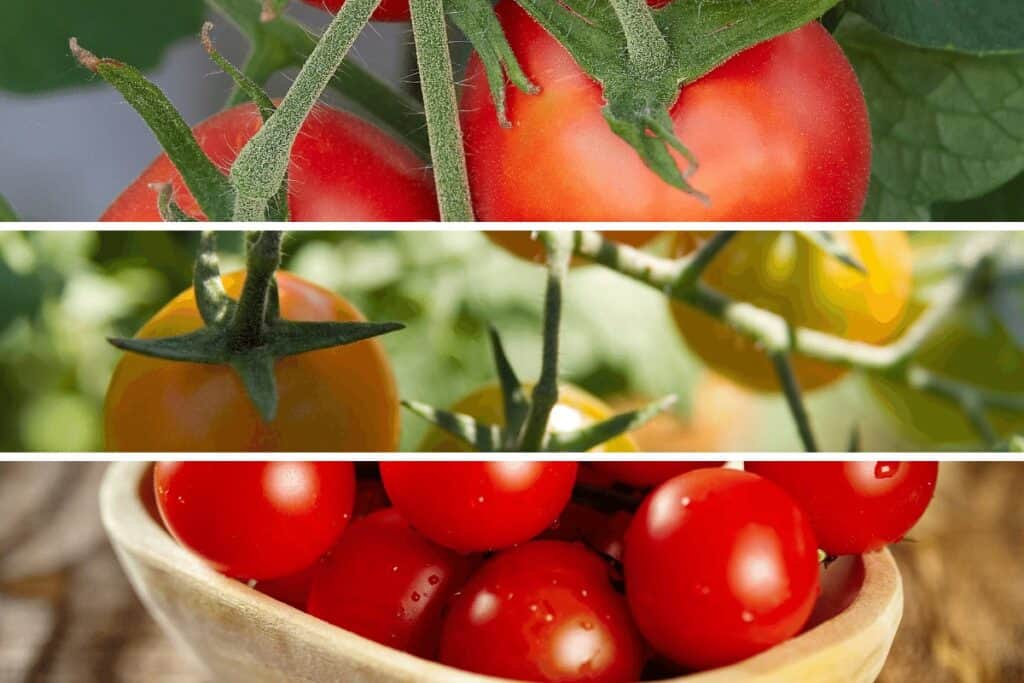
top-left (0, 4), bottom-right (411, 221)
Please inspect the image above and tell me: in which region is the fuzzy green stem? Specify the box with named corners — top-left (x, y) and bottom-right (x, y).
top-left (228, 0), bottom-right (380, 218)
top-left (229, 231), bottom-right (283, 348)
top-left (608, 0), bottom-right (669, 76)
top-left (409, 0), bottom-right (475, 221)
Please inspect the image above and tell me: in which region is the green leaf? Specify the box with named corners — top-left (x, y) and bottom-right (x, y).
top-left (839, 18), bottom-right (1024, 219)
top-left (0, 194), bottom-right (17, 222)
top-left (512, 0), bottom-right (840, 195)
top-left (847, 0), bottom-right (1024, 55)
top-left (0, 0), bottom-right (204, 93)
top-left (932, 171), bottom-right (1024, 220)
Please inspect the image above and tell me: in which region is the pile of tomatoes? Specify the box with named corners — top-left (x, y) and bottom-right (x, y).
top-left (153, 459), bottom-right (937, 681)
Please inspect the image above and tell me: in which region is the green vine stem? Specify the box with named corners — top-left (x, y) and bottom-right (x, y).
top-left (770, 351), bottom-right (819, 452)
top-left (409, 0), bottom-right (476, 221)
top-left (608, 0), bottom-right (669, 76)
top-left (228, 0), bottom-right (382, 220)
top-left (571, 231), bottom-right (1022, 448)
top-left (229, 231), bottom-right (283, 348)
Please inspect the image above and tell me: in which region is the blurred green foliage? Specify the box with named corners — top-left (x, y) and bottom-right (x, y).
top-left (0, 230), bottom-right (937, 452)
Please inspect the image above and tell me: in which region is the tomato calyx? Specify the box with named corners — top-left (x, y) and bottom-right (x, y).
top-left (108, 231), bottom-right (404, 422)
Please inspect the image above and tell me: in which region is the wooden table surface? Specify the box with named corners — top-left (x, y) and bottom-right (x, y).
top-left (1, 462), bottom-right (1021, 682)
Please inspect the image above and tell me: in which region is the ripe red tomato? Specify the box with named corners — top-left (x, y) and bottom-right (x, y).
top-left (461, 2), bottom-right (870, 220)
top-left (102, 103), bottom-right (436, 220)
top-left (624, 468), bottom-right (820, 670)
top-left (543, 502), bottom-right (633, 564)
top-left (440, 541), bottom-right (646, 682)
top-left (744, 461), bottom-right (939, 555)
top-left (300, 0), bottom-right (410, 22)
top-left (253, 564), bottom-right (319, 610)
top-left (379, 461), bottom-right (578, 552)
top-left (154, 461), bottom-right (355, 580)
top-left (306, 508), bottom-right (475, 658)
top-left (105, 271), bottom-right (399, 452)
top-left (590, 461), bottom-right (719, 489)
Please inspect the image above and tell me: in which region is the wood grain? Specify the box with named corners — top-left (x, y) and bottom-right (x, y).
top-left (1, 462), bottom-right (1021, 682)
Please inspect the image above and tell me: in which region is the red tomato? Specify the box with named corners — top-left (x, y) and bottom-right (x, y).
top-left (307, 508), bottom-right (475, 658)
top-left (543, 502), bottom-right (633, 564)
top-left (379, 462), bottom-right (578, 552)
top-left (624, 468), bottom-right (820, 670)
top-left (154, 462), bottom-right (355, 580)
top-left (252, 564), bottom-right (319, 610)
top-left (744, 462), bottom-right (939, 555)
top-left (440, 541), bottom-right (646, 682)
top-left (589, 462), bottom-right (721, 489)
top-left (102, 103), bottom-right (436, 220)
top-left (300, 0), bottom-right (410, 22)
top-left (461, 3), bottom-right (870, 220)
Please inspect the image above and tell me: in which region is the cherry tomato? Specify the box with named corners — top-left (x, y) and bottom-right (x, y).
top-left (154, 461), bottom-right (355, 580)
top-left (300, 0), bottom-right (410, 22)
top-left (461, 3), bottom-right (870, 220)
top-left (307, 508), bottom-right (475, 658)
top-left (670, 231), bottom-right (913, 392)
top-left (253, 564), bottom-right (319, 610)
top-left (485, 231), bottom-right (661, 264)
top-left (543, 502), bottom-right (633, 564)
top-left (105, 271), bottom-right (399, 451)
top-left (744, 461), bottom-right (938, 555)
top-left (624, 468), bottom-right (820, 670)
top-left (380, 461), bottom-right (578, 552)
top-left (418, 383), bottom-right (637, 453)
top-left (102, 103), bottom-right (436, 220)
top-left (440, 541), bottom-right (646, 682)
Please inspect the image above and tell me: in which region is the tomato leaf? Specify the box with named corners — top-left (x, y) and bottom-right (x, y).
top-left (447, 0), bottom-right (538, 128)
top-left (512, 0), bottom-right (841, 195)
top-left (847, 0), bottom-right (1024, 56)
top-left (839, 18), bottom-right (1024, 219)
top-left (797, 231), bottom-right (867, 274)
top-left (932, 171), bottom-right (1024, 220)
top-left (402, 400), bottom-right (504, 451)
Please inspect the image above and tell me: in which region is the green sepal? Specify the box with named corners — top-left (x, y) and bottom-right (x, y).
top-left (69, 39), bottom-right (235, 221)
top-left (108, 327), bottom-right (232, 363)
top-left (231, 350), bottom-right (278, 421)
top-left (402, 400), bottom-right (503, 451)
top-left (546, 395), bottom-right (676, 452)
top-left (488, 325), bottom-right (529, 448)
top-left (266, 320), bottom-right (406, 356)
top-left (154, 183), bottom-right (198, 222)
top-left (446, 0), bottom-right (538, 128)
top-left (798, 231), bottom-right (867, 274)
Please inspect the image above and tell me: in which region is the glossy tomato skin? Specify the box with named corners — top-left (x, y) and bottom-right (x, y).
top-left (306, 508), bottom-right (476, 658)
top-left (671, 231), bottom-right (912, 392)
top-left (624, 468), bottom-right (820, 671)
top-left (440, 541), bottom-right (646, 682)
top-left (461, 3), bottom-right (870, 220)
top-left (418, 383), bottom-right (637, 453)
top-left (590, 461), bottom-right (720, 489)
top-left (380, 461), bottom-right (578, 552)
top-left (154, 461), bottom-right (355, 580)
top-left (300, 0), bottom-right (410, 21)
top-left (253, 564), bottom-right (319, 610)
top-left (105, 271), bottom-right (399, 452)
top-left (485, 231), bottom-right (661, 264)
top-left (102, 103), bottom-right (436, 220)
top-left (744, 461), bottom-right (938, 555)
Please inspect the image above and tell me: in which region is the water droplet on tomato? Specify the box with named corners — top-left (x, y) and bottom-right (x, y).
top-left (875, 462), bottom-right (898, 479)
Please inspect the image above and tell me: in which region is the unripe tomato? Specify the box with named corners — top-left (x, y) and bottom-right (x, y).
top-left (380, 461), bottom-right (578, 552)
top-left (300, 0), bottom-right (410, 22)
top-left (102, 103), bottom-right (436, 220)
top-left (154, 461), bottom-right (355, 580)
top-left (418, 383), bottom-right (638, 452)
top-left (307, 508), bottom-right (476, 658)
top-left (624, 468), bottom-right (820, 670)
top-left (461, 3), bottom-right (870, 220)
top-left (440, 541), bottom-right (646, 682)
top-left (670, 231), bottom-right (913, 392)
top-left (105, 271), bottom-right (399, 451)
top-left (485, 231), bottom-right (661, 264)
top-left (744, 461), bottom-right (938, 555)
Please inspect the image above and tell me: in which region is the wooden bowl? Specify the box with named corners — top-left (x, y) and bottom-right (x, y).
top-left (100, 461), bottom-right (903, 683)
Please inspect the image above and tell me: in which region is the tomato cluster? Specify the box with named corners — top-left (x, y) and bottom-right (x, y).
top-left (154, 459), bottom-right (937, 680)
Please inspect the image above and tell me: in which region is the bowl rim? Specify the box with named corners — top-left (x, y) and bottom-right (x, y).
top-left (100, 460), bottom-right (903, 683)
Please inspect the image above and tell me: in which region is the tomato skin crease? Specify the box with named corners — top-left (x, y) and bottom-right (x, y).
top-left (461, 3), bottom-right (871, 221)
top-left (101, 103), bottom-right (437, 221)
top-left (104, 271), bottom-right (399, 452)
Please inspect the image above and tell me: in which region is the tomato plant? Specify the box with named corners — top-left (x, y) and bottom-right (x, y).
top-left (300, 0), bottom-right (410, 22)
top-left (461, 3), bottom-right (870, 221)
top-left (102, 103), bottom-right (437, 221)
top-left (744, 461), bottom-right (938, 555)
top-left (379, 461), bottom-right (578, 552)
top-left (670, 231), bottom-right (913, 392)
top-left (439, 541), bottom-right (646, 683)
top-left (307, 508), bottom-right (475, 658)
top-left (105, 271), bottom-right (399, 451)
top-left (418, 383), bottom-right (638, 452)
top-left (485, 231), bottom-right (661, 264)
top-left (624, 468), bottom-right (820, 670)
top-left (154, 461), bottom-right (355, 580)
